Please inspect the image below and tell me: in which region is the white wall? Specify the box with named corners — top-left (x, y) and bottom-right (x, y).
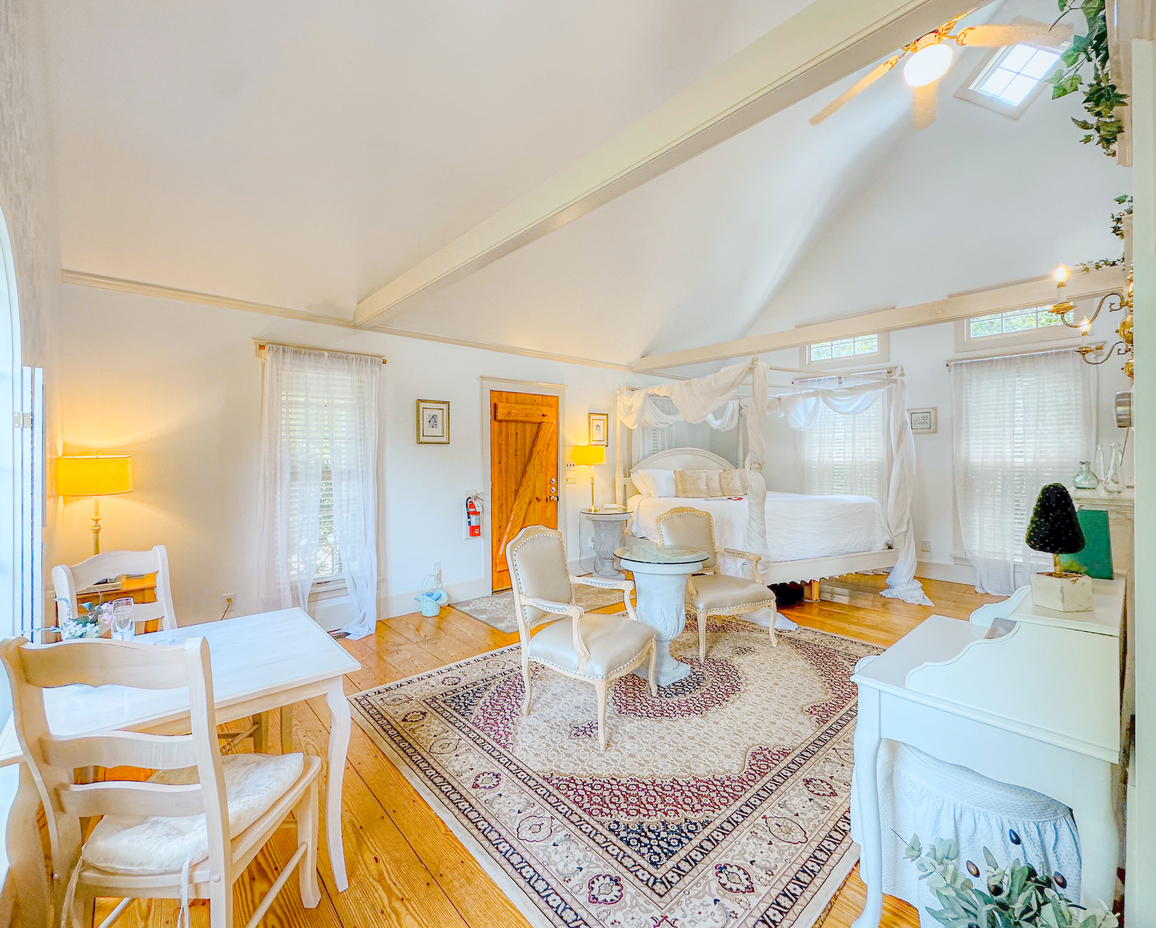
top-left (52, 284), bottom-right (637, 626)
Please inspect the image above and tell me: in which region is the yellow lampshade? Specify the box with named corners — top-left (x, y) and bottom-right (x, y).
top-left (55, 454), bottom-right (134, 497)
top-left (571, 445), bottom-right (605, 466)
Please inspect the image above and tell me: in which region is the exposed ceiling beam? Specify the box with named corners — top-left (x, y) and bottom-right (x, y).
top-left (60, 270), bottom-right (634, 371)
top-left (353, 0), bottom-right (973, 328)
top-left (633, 266), bottom-right (1128, 371)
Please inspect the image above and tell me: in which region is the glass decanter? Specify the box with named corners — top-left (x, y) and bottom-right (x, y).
top-left (1103, 441), bottom-right (1124, 494)
top-left (1073, 461), bottom-right (1099, 490)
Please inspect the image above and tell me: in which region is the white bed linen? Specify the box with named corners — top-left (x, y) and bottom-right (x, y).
top-left (627, 492), bottom-right (889, 563)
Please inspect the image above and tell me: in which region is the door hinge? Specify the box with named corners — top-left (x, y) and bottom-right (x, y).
top-left (13, 412), bottom-right (30, 428)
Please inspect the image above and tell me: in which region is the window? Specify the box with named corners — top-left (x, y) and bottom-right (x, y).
top-left (973, 44), bottom-right (1060, 105)
top-left (258, 345), bottom-right (381, 638)
top-left (315, 447), bottom-right (342, 581)
top-left (798, 375), bottom-right (888, 502)
top-left (955, 305), bottom-right (1080, 353)
top-left (955, 27), bottom-right (1070, 119)
top-left (968, 305), bottom-right (1070, 339)
top-left (803, 333), bottom-right (888, 370)
top-left (951, 349), bottom-right (1094, 595)
top-left (809, 334), bottom-right (878, 363)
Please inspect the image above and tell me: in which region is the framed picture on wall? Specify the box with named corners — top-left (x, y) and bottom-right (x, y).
top-left (417, 399), bottom-right (450, 444)
top-left (908, 407), bottom-right (937, 434)
top-left (588, 412), bottom-right (609, 446)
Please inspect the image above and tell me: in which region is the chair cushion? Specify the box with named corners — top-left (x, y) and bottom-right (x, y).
top-left (689, 574), bottom-right (775, 613)
top-left (527, 613), bottom-right (655, 679)
top-left (82, 752), bottom-right (305, 875)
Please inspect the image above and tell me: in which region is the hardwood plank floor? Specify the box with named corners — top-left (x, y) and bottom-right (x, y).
top-left (93, 574), bottom-right (997, 928)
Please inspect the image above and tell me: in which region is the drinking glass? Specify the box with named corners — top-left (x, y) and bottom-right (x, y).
top-left (111, 597), bottom-right (135, 640)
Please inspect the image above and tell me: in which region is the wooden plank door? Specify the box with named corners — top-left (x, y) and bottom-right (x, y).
top-left (490, 391), bottom-right (559, 591)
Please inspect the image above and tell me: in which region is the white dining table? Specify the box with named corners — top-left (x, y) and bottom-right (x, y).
top-left (0, 608), bottom-right (361, 928)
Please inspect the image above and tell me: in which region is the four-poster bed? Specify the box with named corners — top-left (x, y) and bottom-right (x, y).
top-left (621, 446), bottom-right (900, 587)
top-left (613, 359), bottom-right (930, 606)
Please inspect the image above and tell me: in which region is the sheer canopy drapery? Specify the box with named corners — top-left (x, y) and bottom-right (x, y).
top-left (257, 345), bottom-right (381, 639)
top-left (618, 364), bottom-right (929, 605)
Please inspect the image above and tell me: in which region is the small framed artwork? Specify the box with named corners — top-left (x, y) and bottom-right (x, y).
top-left (588, 412), bottom-right (609, 446)
top-left (417, 399), bottom-right (450, 444)
top-left (908, 408), bottom-right (937, 434)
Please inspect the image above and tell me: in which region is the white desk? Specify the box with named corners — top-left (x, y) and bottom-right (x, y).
top-left (2, 609), bottom-right (360, 928)
top-left (851, 579), bottom-right (1125, 928)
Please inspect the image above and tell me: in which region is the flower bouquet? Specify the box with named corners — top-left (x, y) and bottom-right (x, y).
top-left (905, 835), bottom-right (1116, 928)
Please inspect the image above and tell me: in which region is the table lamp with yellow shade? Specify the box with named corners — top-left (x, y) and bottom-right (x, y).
top-left (571, 444), bottom-right (604, 511)
top-left (55, 453), bottom-right (133, 554)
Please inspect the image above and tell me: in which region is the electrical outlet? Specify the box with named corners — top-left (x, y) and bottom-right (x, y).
top-left (919, 540), bottom-right (931, 554)
top-left (221, 592), bottom-right (238, 616)
top-left (565, 462), bottom-right (577, 484)
top-left (433, 561), bottom-right (442, 584)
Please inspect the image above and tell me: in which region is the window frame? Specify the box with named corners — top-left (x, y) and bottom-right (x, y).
top-left (800, 331), bottom-right (889, 372)
top-left (953, 19), bottom-right (1072, 120)
top-left (953, 305), bottom-right (1084, 354)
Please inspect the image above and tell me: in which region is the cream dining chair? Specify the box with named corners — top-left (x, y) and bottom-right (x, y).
top-left (52, 546), bottom-right (273, 754)
top-left (51, 546), bottom-right (177, 634)
top-left (655, 507), bottom-right (778, 658)
top-left (0, 635), bottom-right (321, 928)
top-left (505, 525), bottom-right (657, 750)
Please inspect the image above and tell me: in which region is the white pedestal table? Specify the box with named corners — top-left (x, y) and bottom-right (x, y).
top-left (615, 541), bottom-right (706, 686)
top-left (582, 509), bottom-right (630, 579)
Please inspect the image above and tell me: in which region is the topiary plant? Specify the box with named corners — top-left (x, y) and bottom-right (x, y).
top-left (1026, 483), bottom-right (1086, 573)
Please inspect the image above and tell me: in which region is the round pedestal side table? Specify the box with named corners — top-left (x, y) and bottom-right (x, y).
top-left (581, 509), bottom-right (630, 579)
top-left (615, 542), bottom-right (707, 687)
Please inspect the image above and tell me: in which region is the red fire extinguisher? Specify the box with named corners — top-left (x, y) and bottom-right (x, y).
top-left (466, 496), bottom-right (483, 537)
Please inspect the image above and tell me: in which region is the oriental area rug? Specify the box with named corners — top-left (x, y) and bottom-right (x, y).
top-left (350, 617), bottom-right (880, 928)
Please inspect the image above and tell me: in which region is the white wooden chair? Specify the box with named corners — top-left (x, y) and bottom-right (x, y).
top-left (52, 547), bottom-right (272, 754)
top-left (655, 507), bottom-right (777, 658)
top-left (505, 525), bottom-right (657, 750)
top-left (51, 546), bottom-right (177, 634)
top-left (0, 635), bottom-right (321, 928)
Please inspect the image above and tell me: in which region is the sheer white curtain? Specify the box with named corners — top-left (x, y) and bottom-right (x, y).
top-left (952, 349), bottom-right (1095, 595)
top-left (797, 376), bottom-right (887, 502)
top-left (258, 345), bottom-right (381, 639)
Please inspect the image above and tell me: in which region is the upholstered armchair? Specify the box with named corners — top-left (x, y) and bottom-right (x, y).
top-left (505, 525), bottom-right (657, 750)
top-left (655, 507), bottom-right (777, 659)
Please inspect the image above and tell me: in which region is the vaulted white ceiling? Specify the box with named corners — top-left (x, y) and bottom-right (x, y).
top-left (46, 0), bottom-right (1128, 368)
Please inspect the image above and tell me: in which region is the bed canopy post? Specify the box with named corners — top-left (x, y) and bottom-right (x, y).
top-left (614, 386), bottom-right (625, 508)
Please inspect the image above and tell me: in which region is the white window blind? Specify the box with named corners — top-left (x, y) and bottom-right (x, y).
top-left (951, 349), bottom-right (1095, 595)
top-left (797, 374), bottom-right (888, 502)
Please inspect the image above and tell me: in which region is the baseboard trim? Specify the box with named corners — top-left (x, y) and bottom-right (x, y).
top-left (917, 559), bottom-right (976, 586)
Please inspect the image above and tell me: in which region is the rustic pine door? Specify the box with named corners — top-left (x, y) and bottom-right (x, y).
top-left (490, 390), bottom-right (559, 591)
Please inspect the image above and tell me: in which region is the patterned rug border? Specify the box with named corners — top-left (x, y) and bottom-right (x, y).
top-left (349, 635), bottom-right (869, 928)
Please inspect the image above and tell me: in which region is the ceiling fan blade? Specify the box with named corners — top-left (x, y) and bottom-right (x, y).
top-left (955, 23), bottom-right (1065, 48)
top-left (810, 56), bottom-right (900, 124)
top-left (912, 81), bottom-right (937, 129)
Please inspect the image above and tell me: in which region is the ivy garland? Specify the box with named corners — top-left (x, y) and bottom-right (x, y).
top-left (1047, 0), bottom-right (1127, 156)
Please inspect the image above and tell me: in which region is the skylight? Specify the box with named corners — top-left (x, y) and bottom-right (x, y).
top-left (971, 43), bottom-right (1061, 107)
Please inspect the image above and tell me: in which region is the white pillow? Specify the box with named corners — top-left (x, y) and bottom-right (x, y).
top-left (631, 468), bottom-right (677, 498)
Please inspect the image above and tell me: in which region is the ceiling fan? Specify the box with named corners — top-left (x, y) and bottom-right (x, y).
top-left (810, 13), bottom-right (1066, 129)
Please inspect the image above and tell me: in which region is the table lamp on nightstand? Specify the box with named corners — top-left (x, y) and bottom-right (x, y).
top-left (572, 444), bottom-right (604, 512)
top-left (55, 453), bottom-right (134, 554)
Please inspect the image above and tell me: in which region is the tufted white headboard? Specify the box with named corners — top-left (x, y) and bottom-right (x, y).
top-left (624, 447), bottom-right (735, 499)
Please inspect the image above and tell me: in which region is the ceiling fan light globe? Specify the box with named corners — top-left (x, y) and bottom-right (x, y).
top-left (903, 43), bottom-right (953, 87)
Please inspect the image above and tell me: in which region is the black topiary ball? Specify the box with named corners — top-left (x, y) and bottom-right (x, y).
top-left (1025, 484), bottom-right (1085, 555)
